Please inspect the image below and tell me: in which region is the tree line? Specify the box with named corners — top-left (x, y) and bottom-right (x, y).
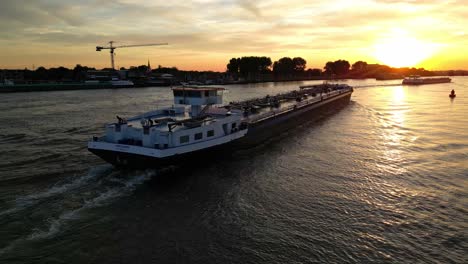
top-left (226, 57), bottom-right (371, 77)
top-left (226, 56), bottom-right (315, 80)
top-left (21, 65), bottom-right (97, 81)
top-left (2, 58), bottom-right (448, 84)
top-left (4, 64), bottom-right (183, 82)
top-left (226, 56), bottom-right (442, 81)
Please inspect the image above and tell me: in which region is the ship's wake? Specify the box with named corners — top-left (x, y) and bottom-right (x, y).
top-left (0, 165), bottom-right (156, 257)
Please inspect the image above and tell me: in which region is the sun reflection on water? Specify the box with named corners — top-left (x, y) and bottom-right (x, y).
top-left (390, 86), bottom-right (406, 126)
top-left (392, 86), bottom-right (406, 104)
top-left (379, 86), bottom-right (408, 174)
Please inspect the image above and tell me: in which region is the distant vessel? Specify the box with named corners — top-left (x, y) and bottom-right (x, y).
top-left (109, 77), bottom-right (134, 87)
top-left (88, 83), bottom-right (353, 168)
top-left (449, 89), bottom-right (456, 98)
top-left (85, 78), bottom-right (134, 87)
top-left (402, 75), bottom-right (451, 85)
top-left (85, 75), bottom-right (134, 88)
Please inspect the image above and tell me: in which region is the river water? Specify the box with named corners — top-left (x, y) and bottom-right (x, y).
top-left (0, 78), bottom-right (467, 263)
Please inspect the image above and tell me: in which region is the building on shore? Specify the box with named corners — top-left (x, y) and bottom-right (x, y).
top-left (1, 70), bottom-right (25, 83)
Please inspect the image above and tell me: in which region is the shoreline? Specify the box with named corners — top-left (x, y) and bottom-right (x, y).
top-left (1, 75), bottom-right (461, 93)
top-left (0, 77), bottom-right (367, 93)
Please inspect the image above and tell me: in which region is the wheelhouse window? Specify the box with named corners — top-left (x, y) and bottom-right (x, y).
top-left (180, 135), bottom-right (189, 144)
top-left (174, 90), bottom-right (202, 97)
top-left (207, 130), bottom-right (215, 137)
top-left (188, 91), bottom-right (201, 97)
top-left (174, 90), bottom-right (184, 97)
top-left (194, 132), bottom-right (203, 140)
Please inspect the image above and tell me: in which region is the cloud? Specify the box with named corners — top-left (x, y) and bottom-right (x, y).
top-left (0, 0), bottom-right (84, 27)
top-left (0, 0), bottom-right (467, 70)
top-left (237, 0), bottom-right (262, 17)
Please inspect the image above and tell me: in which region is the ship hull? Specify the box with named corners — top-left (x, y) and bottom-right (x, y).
top-left (240, 91), bottom-right (352, 146)
top-left (402, 78), bottom-right (451, 85)
top-left (88, 140), bottom-right (238, 168)
top-left (88, 90), bottom-right (352, 168)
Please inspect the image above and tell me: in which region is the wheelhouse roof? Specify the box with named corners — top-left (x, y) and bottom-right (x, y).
top-left (172, 86), bottom-right (225, 91)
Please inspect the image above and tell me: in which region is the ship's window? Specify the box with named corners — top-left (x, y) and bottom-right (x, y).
top-left (174, 90), bottom-right (184, 97)
top-left (232, 123), bottom-right (237, 128)
top-left (188, 91), bottom-right (201, 97)
top-left (207, 130), bottom-right (215, 137)
top-left (180, 135), bottom-right (189, 144)
top-left (194, 132), bottom-right (203, 140)
top-left (205, 91), bottom-right (209, 97)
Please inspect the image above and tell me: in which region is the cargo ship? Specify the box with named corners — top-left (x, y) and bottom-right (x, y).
top-left (88, 83), bottom-right (353, 168)
top-left (402, 75), bottom-right (451, 85)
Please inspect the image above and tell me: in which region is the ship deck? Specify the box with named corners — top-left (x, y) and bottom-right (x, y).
top-left (112, 83), bottom-right (352, 132)
top-left (123, 106), bottom-right (236, 133)
top-left (235, 87), bottom-right (351, 125)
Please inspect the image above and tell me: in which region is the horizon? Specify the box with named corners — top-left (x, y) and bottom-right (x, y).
top-left (2, 60), bottom-right (468, 73)
top-left (1, 1), bottom-right (467, 71)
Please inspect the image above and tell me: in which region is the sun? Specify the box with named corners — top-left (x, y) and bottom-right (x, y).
top-left (373, 35), bottom-right (438, 68)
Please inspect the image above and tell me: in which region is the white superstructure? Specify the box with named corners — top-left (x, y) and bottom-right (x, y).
top-left (88, 86), bottom-right (247, 162)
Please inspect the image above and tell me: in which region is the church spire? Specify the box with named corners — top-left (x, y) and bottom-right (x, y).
top-left (146, 59), bottom-right (152, 74)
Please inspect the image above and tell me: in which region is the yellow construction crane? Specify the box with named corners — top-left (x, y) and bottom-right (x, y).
top-left (96, 41), bottom-right (168, 70)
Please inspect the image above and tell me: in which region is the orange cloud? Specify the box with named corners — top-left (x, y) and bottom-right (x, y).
top-left (0, 0), bottom-right (467, 70)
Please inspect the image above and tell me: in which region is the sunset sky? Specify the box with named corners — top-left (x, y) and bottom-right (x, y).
top-left (0, 0), bottom-right (467, 71)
